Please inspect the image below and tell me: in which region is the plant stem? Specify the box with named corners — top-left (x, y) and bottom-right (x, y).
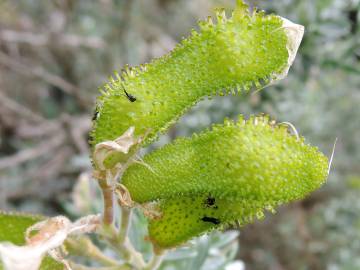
top-left (66, 237), bottom-right (119, 267)
top-left (93, 144), bottom-right (165, 270)
top-left (122, 237), bottom-right (146, 268)
top-left (70, 262), bottom-right (133, 270)
top-left (100, 224), bottom-right (146, 269)
top-left (118, 207), bottom-right (132, 244)
top-left (143, 252), bottom-right (166, 270)
top-left (99, 178), bottom-right (114, 225)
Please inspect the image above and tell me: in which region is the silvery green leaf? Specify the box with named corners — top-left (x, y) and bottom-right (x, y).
top-left (164, 248), bottom-right (197, 261)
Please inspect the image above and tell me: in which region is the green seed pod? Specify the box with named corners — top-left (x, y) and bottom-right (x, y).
top-left (122, 115), bottom-right (329, 248)
top-left (90, 1), bottom-right (303, 151)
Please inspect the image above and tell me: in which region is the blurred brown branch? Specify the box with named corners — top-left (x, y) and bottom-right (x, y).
top-left (0, 92), bottom-right (45, 123)
top-left (0, 133), bottom-right (65, 171)
top-left (0, 51), bottom-right (79, 96)
top-left (0, 30), bottom-right (105, 49)
top-left (0, 114), bottom-right (92, 170)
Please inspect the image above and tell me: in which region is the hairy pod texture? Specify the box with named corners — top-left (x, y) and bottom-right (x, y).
top-left (91, 0), bottom-right (303, 158)
top-left (122, 116), bottom-right (329, 248)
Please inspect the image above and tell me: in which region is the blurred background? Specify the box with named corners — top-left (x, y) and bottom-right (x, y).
top-left (0, 0), bottom-right (359, 269)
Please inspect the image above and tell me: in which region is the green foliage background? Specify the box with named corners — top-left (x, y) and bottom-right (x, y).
top-left (0, 0), bottom-right (359, 269)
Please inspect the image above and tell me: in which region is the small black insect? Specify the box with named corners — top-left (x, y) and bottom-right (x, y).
top-left (123, 89), bottom-right (137, 102)
top-left (201, 216), bottom-right (220, 225)
top-left (204, 195), bottom-right (217, 208)
top-left (92, 110), bottom-right (99, 121)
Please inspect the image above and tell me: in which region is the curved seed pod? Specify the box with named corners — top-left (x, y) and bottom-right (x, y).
top-left (148, 196), bottom-right (269, 249)
top-left (91, 1), bottom-right (304, 153)
top-left (122, 115), bottom-right (328, 248)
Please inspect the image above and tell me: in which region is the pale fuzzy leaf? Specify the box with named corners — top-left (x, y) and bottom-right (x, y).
top-left (0, 215), bottom-right (100, 270)
top-left (225, 260), bottom-right (245, 270)
top-left (273, 17), bottom-right (305, 81)
top-left (93, 126), bottom-right (139, 171)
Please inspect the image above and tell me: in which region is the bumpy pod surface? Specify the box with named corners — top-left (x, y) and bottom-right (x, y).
top-left (91, 1), bottom-right (299, 150)
top-left (122, 116), bottom-right (329, 248)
